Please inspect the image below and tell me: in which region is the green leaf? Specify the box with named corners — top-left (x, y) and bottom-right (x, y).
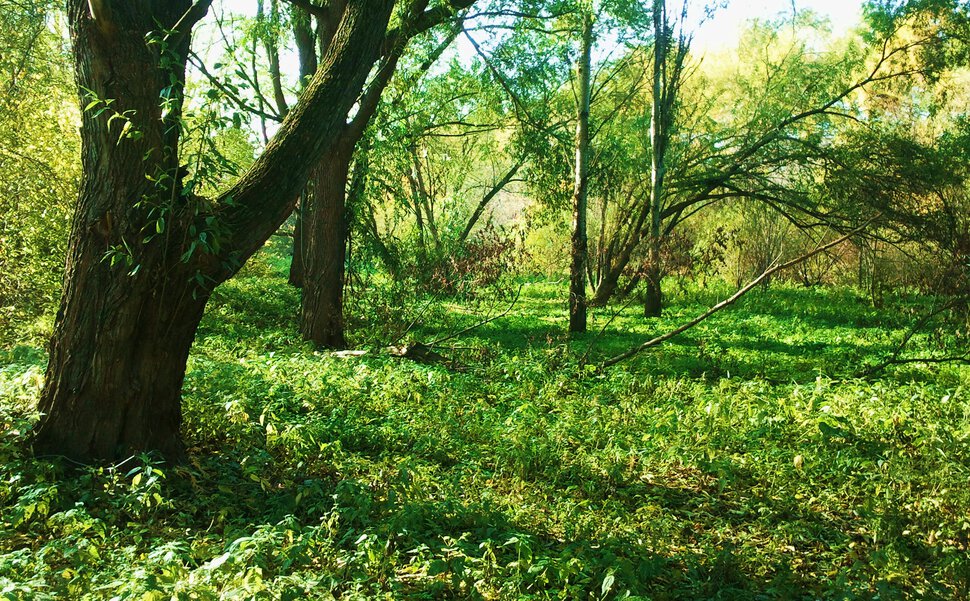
top-left (602, 572), bottom-right (616, 597)
top-left (428, 559), bottom-right (448, 576)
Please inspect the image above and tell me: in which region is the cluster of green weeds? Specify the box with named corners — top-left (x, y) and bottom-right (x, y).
top-left (0, 249), bottom-right (968, 599)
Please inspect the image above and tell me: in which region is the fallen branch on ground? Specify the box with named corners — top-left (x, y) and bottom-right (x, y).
top-left (332, 285), bottom-right (523, 370)
top-left (856, 298), bottom-right (969, 377)
top-left (600, 220), bottom-right (876, 369)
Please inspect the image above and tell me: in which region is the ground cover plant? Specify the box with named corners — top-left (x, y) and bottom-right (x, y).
top-left (1, 242), bottom-right (968, 600)
top-left (3, 0), bottom-right (970, 599)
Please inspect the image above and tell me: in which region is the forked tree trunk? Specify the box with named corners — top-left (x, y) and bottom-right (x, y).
top-left (34, 0), bottom-right (203, 461)
top-left (35, 0), bottom-right (397, 463)
top-left (293, 1), bottom-right (447, 347)
top-left (300, 146), bottom-right (353, 348)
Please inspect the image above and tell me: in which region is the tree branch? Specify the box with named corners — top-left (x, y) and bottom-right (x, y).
top-left (600, 219), bottom-right (876, 369)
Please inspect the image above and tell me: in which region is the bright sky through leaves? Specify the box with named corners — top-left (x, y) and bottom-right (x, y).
top-left (690, 0), bottom-right (863, 53)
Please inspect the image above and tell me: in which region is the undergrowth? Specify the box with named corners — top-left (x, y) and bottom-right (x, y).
top-left (0, 246), bottom-right (968, 600)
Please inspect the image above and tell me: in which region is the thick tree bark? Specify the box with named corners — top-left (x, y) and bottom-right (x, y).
top-left (34, 1), bottom-right (203, 461)
top-left (301, 145), bottom-right (353, 348)
top-left (35, 0), bottom-right (397, 463)
top-left (288, 3), bottom-right (322, 289)
top-left (569, 11), bottom-right (593, 333)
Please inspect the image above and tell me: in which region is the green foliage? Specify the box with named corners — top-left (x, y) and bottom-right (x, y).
top-left (0, 2), bottom-right (79, 343)
top-left (1, 246), bottom-right (968, 599)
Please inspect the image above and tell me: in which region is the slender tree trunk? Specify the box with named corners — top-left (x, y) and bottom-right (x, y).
top-left (645, 0), bottom-right (668, 318)
top-left (301, 146), bottom-right (353, 348)
top-left (362, 201), bottom-right (399, 276)
top-left (289, 193), bottom-right (306, 287)
top-left (457, 159), bottom-right (522, 245)
top-left (590, 232), bottom-right (641, 306)
top-left (288, 6), bottom-right (321, 289)
top-left (569, 10), bottom-right (593, 333)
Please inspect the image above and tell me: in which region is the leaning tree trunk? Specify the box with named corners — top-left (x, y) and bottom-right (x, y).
top-left (34, 0), bottom-right (205, 461)
top-left (300, 146), bottom-right (353, 348)
top-left (569, 10), bottom-right (593, 334)
top-left (35, 0), bottom-right (397, 463)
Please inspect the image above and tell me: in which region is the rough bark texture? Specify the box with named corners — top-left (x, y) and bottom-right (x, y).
top-left (34, 0), bottom-right (202, 461)
top-left (300, 145), bottom-right (353, 348)
top-left (35, 0), bottom-right (396, 463)
top-left (569, 11), bottom-right (593, 333)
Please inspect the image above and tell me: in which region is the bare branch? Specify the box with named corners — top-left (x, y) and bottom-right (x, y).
top-left (600, 219), bottom-right (877, 369)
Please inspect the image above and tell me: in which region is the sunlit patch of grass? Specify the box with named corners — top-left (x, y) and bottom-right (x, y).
top-left (0, 248), bottom-right (967, 599)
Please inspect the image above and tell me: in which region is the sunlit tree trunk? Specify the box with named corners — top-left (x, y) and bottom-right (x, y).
top-left (569, 9), bottom-right (593, 333)
top-left (644, 0), bottom-right (673, 317)
top-left (35, 0), bottom-right (396, 462)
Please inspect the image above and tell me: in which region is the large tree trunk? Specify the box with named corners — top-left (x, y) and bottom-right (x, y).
top-left (35, 0), bottom-right (397, 463)
top-left (36, 266), bottom-right (207, 461)
top-left (33, 0), bottom-right (203, 461)
top-left (569, 10), bottom-right (593, 334)
top-left (300, 146), bottom-right (353, 348)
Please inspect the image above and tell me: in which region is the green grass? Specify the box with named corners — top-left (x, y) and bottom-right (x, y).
top-left (1, 248), bottom-right (968, 600)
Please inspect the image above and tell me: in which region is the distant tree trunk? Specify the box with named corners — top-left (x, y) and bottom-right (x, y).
top-left (590, 0), bottom-right (686, 312)
top-left (300, 145), bottom-right (353, 348)
top-left (297, 21), bottom-right (415, 347)
top-left (363, 209), bottom-right (398, 274)
top-left (289, 193), bottom-right (306, 287)
top-left (569, 10), bottom-right (593, 333)
top-left (643, 265), bottom-right (663, 316)
top-left (35, 0), bottom-right (397, 463)
top-left (288, 6), bottom-right (320, 289)
top-left (457, 159), bottom-right (523, 245)
top-left (644, 0), bottom-right (670, 318)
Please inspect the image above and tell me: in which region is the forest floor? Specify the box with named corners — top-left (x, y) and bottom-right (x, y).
top-left (1, 243), bottom-right (969, 600)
